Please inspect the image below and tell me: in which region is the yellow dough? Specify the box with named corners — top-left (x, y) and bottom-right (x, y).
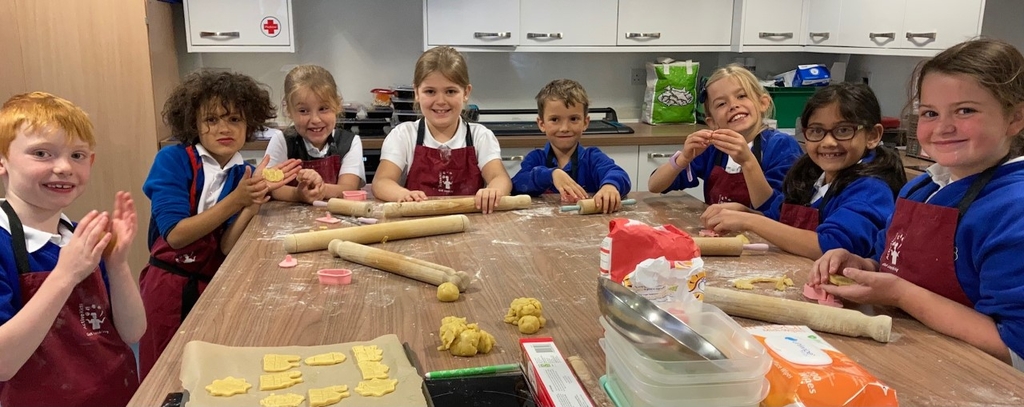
top-left (734, 276), bottom-right (794, 291)
top-left (357, 360), bottom-right (391, 380)
top-left (309, 385), bottom-right (350, 407)
top-left (436, 282), bottom-right (460, 302)
top-left (205, 376), bottom-right (252, 397)
top-left (351, 345), bottom-right (383, 362)
top-left (305, 352), bottom-right (347, 366)
top-left (259, 370), bottom-right (303, 391)
top-left (830, 274), bottom-right (856, 286)
top-left (354, 379), bottom-right (398, 397)
top-left (517, 315), bottom-right (542, 334)
top-left (262, 168), bottom-right (285, 182)
top-left (504, 297), bottom-right (546, 334)
top-left (259, 393), bottom-right (304, 407)
top-left (437, 316), bottom-right (497, 357)
top-left (263, 354), bottom-right (301, 372)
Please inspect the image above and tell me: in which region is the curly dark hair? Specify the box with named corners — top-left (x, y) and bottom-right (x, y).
top-left (162, 70), bottom-right (276, 144)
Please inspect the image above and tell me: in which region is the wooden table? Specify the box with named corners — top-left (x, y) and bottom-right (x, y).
top-left (129, 193), bottom-right (1024, 407)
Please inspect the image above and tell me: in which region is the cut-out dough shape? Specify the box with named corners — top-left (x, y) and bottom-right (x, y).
top-left (263, 354), bottom-right (301, 372)
top-left (316, 212), bottom-right (341, 224)
top-left (305, 352), bottom-right (347, 366)
top-left (357, 360), bottom-right (390, 380)
top-left (260, 370), bottom-right (303, 390)
top-left (354, 379), bottom-right (398, 397)
top-left (262, 168), bottom-right (285, 182)
top-left (734, 276), bottom-right (794, 291)
top-left (205, 376), bottom-right (251, 397)
top-left (309, 385), bottom-right (350, 407)
top-left (802, 283), bottom-right (844, 307)
top-left (278, 255), bottom-right (297, 268)
top-left (351, 345), bottom-right (383, 362)
top-left (259, 393), bottom-right (305, 407)
top-left (830, 274), bottom-right (856, 286)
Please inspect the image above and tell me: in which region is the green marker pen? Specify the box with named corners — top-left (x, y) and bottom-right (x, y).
top-left (424, 363), bottom-right (520, 379)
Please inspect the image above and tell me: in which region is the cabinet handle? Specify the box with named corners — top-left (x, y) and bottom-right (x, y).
top-left (624, 32), bottom-right (662, 39)
top-left (905, 32), bottom-right (936, 40)
top-left (474, 32), bottom-right (512, 39)
top-left (868, 32), bottom-right (896, 40)
top-left (758, 32), bottom-right (794, 39)
top-left (808, 32), bottom-right (831, 40)
top-left (501, 156), bottom-right (524, 161)
top-left (199, 31), bottom-right (240, 39)
top-left (526, 32), bottom-right (564, 39)
top-left (647, 152), bottom-right (673, 159)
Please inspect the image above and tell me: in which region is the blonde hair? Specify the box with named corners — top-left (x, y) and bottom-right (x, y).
top-left (413, 46), bottom-right (470, 90)
top-left (0, 92), bottom-right (95, 157)
top-left (535, 79), bottom-right (590, 117)
top-left (283, 65), bottom-right (342, 116)
top-left (703, 64), bottom-right (775, 126)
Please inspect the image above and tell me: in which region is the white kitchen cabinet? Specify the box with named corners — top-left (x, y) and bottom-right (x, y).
top-left (184, 0), bottom-right (293, 53)
top-left (899, 0), bottom-right (985, 50)
top-left (638, 145), bottom-right (704, 201)
top-left (500, 147), bottom-right (533, 179)
top-left (741, 0), bottom-right (805, 46)
top-left (602, 146), bottom-right (640, 193)
top-left (617, 0), bottom-right (734, 48)
top-left (520, 0), bottom-right (618, 47)
top-left (803, 0), bottom-right (841, 46)
top-left (425, 0), bottom-right (520, 47)
top-left (835, 0), bottom-right (905, 49)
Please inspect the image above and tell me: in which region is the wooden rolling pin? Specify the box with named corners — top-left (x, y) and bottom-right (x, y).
top-left (282, 214), bottom-right (471, 253)
top-left (560, 198), bottom-right (636, 215)
top-left (324, 198), bottom-right (373, 217)
top-left (704, 286), bottom-right (892, 343)
top-left (329, 240), bottom-right (473, 292)
top-left (381, 194), bottom-right (532, 217)
top-left (692, 236), bottom-right (769, 256)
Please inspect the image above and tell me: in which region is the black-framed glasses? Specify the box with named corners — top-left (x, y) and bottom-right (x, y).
top-left (803, 124), bottom-right (864, 142)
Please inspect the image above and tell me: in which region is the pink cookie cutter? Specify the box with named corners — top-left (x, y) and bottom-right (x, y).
top-left (343, 190), bottom-right (367, 201)
top-left (317, 269), bottom-right (352, 285)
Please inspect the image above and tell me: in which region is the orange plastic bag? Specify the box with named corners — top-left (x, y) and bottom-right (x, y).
top-left (746, 325), bottom-right (899, 407)
top-left (599, 218), bottom-right (700, 284)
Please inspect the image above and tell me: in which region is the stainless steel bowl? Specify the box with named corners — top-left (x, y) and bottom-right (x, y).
top-left (598, 277), bottom-right (727, 361)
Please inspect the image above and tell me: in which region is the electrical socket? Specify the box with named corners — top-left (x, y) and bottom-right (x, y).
top-left (631, 68), bottom-right (645, 86)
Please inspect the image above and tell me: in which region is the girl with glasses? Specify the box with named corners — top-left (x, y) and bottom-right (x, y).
top-left (702, 82), bottom-right (905, 260)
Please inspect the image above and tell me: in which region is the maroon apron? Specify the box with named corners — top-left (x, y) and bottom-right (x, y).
top-left (405, 120), bottom-right (483, 196)
top-left (0, 202), bottom-right (138, 407)
top-left (878, 159), bottom-right (1005, 307)
top-left (137, 146), bottom-right (227, 379)
top-left (284, 126), bottom-right (354, 186)
top-left (296, 155), bottom-right (341, 185)
top-left (704, 135), bottom-right (763, 206)
top-left (779, 185), bottom-right (837, 231)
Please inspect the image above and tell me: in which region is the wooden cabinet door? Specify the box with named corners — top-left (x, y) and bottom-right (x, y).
top-left (743, 0), bottom-right (805, 46)
top-left (804, 0), bottom-right (842, 46)
top-left (900, 0), bottom-right (984, 50)
top-left (520, 0), bottom-right (618, 46)
top-left (185, 0), bottom-right (293, 52)
top-left (618, 0), bottom-right (734, 46)
top-left (426, 0), bottom-right (520, 46)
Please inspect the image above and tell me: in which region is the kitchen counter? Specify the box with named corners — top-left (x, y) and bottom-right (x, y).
top-left (129, 193), bottom-right (1023, 407)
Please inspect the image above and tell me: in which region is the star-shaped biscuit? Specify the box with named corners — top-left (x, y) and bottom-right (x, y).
top-left (205, 376), bottom-right (252, 397)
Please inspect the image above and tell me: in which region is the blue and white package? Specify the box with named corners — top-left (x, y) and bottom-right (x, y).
top-left (774, 64), bottom-right (832, 87)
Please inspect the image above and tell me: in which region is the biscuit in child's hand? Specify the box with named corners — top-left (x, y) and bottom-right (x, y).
top-left (829, 274), bottom-right (856, 286)
top-left (262, 168), bottom-right (285, 182)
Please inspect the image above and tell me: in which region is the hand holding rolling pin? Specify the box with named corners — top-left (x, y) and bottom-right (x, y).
top-left (591, 185), bottom-right (623, 214)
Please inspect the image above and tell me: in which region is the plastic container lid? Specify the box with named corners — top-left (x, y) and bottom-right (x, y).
top-left (599, 303), bottom-right (770, 385)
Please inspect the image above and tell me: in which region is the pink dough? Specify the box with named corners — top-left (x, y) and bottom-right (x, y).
top-left (315, 212), bottom-right (341, 224)
top-left (802, 283), bottom-right (843, 308)
top-left (698, 229), bottom-right (720, 237)
top-left (278, 255), bottom-right (298, 268)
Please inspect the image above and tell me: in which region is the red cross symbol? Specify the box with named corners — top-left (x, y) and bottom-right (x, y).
top-left (261, 17), bottom-right (281, 37)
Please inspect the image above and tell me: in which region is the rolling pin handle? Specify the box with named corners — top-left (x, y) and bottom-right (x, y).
top-left (743, 243), bottom-right (770, 251)
top-left (622, 198), bottom-right (637, 205)
top-left (560, 205), bottom-right (580, 212)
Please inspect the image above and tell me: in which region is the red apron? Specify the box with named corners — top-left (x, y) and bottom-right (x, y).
top-left (0, 202), bottom-right (138, 407)
top-left (296, 155), bottom-right (341, 185)
top-left (704, 135), bottom-right (763, 206)
top-left (779, 185), bottom-right (837, 231)
top-left (405, 120), bottom-right (483, 196)
top-left (878, 160), bottom-right (1004, 307)
top-left (137, 146), bottom-right (227, 379)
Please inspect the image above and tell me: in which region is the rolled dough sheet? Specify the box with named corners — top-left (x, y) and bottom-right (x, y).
top-left (180, 334), bottom-right (426, 407)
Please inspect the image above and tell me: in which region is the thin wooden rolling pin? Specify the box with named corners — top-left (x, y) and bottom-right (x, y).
top-left (704, 286), bottom-right (892, 343)
top-left (282, 214), bottom-right (471, 253)
top-left (329, 240), bottom-right (473, 292)
top-left (381, 194), bottom-right (532, 217)
top-left (560, 198), bottom-right (636, 215)
top-left (324, 198), bottom-right (374, 217)
top-left (692, 236), bottom-right (769, 256)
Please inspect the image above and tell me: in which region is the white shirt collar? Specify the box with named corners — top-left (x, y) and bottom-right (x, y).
top-left (302, 129), bottom-right (334, 158)
top-left (926, 156), bottom-right (1024, 188)
top-left (0, 199), bottom-right (74, 252)
top-left (194, 143), bottom-right (245, 169)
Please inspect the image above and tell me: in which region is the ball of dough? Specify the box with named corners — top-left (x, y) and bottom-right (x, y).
top-left (437, 283), bottom-right (460, 302)
top-left (518, 315), bottom-right (542, 334)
